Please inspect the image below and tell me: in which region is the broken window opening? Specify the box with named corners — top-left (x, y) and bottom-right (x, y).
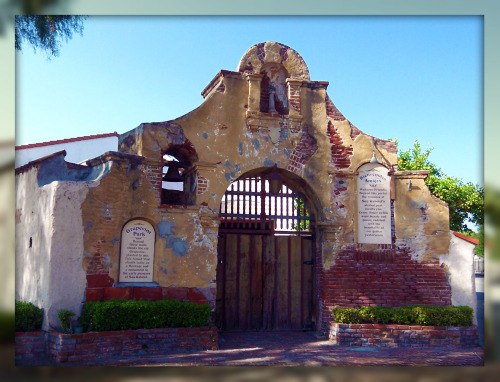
top-left (161, 153), bottom-right (197, 206)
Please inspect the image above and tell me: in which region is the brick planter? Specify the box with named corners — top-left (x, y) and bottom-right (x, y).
top-left (15, 331), bottom-right (47, 362)
top-left (16, 327), bottom-right (218, 364)
top-left (330, 323), bottom-right (479, 348)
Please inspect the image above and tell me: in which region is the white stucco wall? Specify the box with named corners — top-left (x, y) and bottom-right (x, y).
top-left (16, 167), bottom-right (90, 330)
top-left (15, 135), bottom-right (118, 168)
top-left (441, 233), bottom-right (478, 324)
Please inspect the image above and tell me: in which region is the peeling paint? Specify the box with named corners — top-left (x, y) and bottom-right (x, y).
top-left (410, 201), bottom-right (427, 209)
top-left (111, 237), bottom-right (119, 246)
top-left (37, 152), bottom-right (113, 187)
top-left (238, 142), bottom-right (243, 156)
top-left (84, 221), bottom-right (92, 232)
top-left (166, 236), bottom-right (189, 256)
top-left (335, 179), bottom-right (347, 188)
top-left (158, 220), bottom-right (175, 237)
top-left (203, 132), bottom-right (209, 139)
top-left (225, 170), bottom-right (238, 182)
top-left (251, 138), bottom-right (261, 149)
top-left (263, 158), bottom-right (274, 167)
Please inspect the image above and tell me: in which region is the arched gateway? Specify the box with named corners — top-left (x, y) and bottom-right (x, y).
top-left (216, 167), bottom-right (318, 331)
top-left (16, 41), bottom-right (469, 342)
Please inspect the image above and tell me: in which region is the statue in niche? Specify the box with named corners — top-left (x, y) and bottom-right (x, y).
top-left (260, 63), bottom-right (288, 115)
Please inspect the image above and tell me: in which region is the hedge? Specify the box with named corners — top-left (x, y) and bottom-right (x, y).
top-left (15, 301), bottom-right (43, 332)
top-left (331, 305), bottom-right (473, 327)
top-left (80, 299), bottom-right (212, 332)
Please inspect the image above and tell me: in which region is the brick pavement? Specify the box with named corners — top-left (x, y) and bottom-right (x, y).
top-left (16, 331), bottom-right (484, 367)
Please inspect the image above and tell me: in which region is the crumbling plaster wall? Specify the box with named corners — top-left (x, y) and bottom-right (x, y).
top-left (16, 165), bottom-right (88, 330)
top-left (393, 171), bottom-right (450, 262)
top-left (15, 42), bottom-right (471, 333)
top-left (80, 153), bottom-right (218, 290)
top-left (117, 41), bottom-right (449, 271)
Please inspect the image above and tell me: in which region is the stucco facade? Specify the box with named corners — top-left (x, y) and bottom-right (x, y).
top-left (15, 42), bottom-right (475, 333)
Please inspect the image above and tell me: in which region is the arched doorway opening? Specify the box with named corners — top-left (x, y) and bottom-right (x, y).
top-left (215, 167), bottom-right (318, 331)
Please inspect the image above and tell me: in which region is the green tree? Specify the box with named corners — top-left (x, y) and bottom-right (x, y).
top-left (15, 15), bottom-right (87, 57)
top-left (397, 140), bottom-right (484, 235)
top-left (292, 198), bottom-right (311, 232)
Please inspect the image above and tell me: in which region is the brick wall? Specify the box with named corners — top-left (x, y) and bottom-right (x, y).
top-left (85, 285), bottom-right (209, 304)
top-left (16, 327), bottom-right (217, 364)
top-left (145, 163), bottom-right (163, 203)
top-left (197, 175), bottom-right (208, 194)
top-left (326, 121), bottom-right (353, 169)
top-left (286, 125), bottom-right (318, 175)
top-left (325, 95), bottom-right (346, 121)
top-left (15, 332), bottom-right (47, 362)
top-left (289, 86), bottom-right (301, 113)
top-left (319, 247), bottom-right (452, 333)
top-left (47, 327), bottom-right (217, 363)
top-left (330, 323), bottom-right (479, 348)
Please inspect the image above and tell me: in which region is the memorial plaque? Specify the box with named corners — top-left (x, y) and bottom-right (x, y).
top-left (357, 163), bottom-right (392, 244)
top-left (119, 220), bottom-right (155, 282)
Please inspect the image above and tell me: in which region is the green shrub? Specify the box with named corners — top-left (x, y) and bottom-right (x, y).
top-left (332, 305), bottom-right (473, 327)
top-left (330, 307), bottom-right (362, 324)
top-left (15, 301), bottom-right (43, 332)
top-left (57, 310), bottom-right (75, 333)
top-left (80, 299), bottom-right (212, 332)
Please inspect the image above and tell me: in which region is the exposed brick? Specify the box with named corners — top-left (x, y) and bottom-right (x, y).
top-left (162, 286), bottom-right (189, 301)
top-left (86, 274), bottom-right (114, 288)
top-left (133, 287), bottom-right (162, 300)
top-left (85, 288), bottom-right (104, 302)
top-left (104, 287), bottom-right (132, 300)
top-left (188, 288), bottom-right (208, 304)
top-left (320, 247), bottom-right (452, 333)
top-left (330, 323), bottom-right (479, 348)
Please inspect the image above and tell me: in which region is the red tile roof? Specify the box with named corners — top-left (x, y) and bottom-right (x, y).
top-left (453, 231), bottom-right (479, 245)
top-left (15, 132), bottom-right (119, 151)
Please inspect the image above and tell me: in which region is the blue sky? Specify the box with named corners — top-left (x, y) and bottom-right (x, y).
top-left (16, 16), bottom-right (483, 186)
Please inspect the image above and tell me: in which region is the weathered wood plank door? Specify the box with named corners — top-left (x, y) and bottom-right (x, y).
top-left (216, 233), bottom-right (314, 331)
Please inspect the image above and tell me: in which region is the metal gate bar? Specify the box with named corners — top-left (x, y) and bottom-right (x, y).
top-left (220, 176), bottom-right (312, 234)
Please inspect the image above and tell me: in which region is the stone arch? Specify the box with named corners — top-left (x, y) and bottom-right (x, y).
top-left (231, 166), bottom-right (324, 223)
top-left (237, 41), bottom-right (310, 81)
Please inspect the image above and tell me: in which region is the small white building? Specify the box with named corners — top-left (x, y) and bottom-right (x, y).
top-left (15, 133), bottom-right (119, 168)
top-left (443, 231), bottom-right (480, 324)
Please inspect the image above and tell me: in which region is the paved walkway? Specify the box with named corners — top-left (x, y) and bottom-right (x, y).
top-left (17, 331), bottom-right (485, 367)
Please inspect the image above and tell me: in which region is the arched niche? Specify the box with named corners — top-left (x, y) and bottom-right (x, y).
top-left (237, 41), bottom-right (310, 81)
top-left (259, 63), bottom-right (289, 115)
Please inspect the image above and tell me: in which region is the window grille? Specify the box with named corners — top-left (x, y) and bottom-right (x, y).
top-left (219, 176), bottom-right (313, 235)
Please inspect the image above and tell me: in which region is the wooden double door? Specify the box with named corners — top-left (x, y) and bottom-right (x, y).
top-left (216, 233), bottom-right (315, 331)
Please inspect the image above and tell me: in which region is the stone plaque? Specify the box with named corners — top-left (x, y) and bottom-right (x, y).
top-left (357, 163), bottom-right (392, 244)
top-left (119, 220), bottom-right (155, 282)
